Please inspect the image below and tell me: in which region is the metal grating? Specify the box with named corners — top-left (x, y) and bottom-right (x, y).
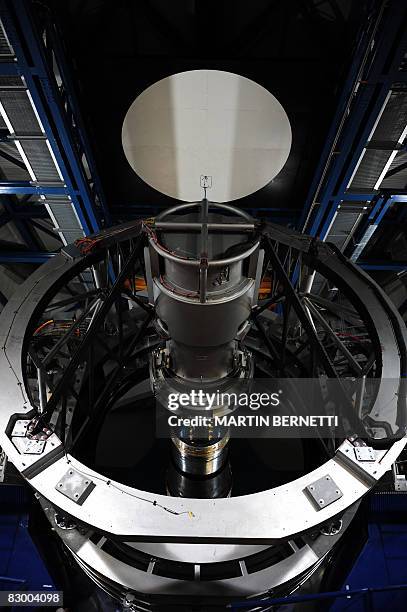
top-left (20, 140), bottom-right (61, 182)
top-left (0, 21), bottom-right (13, 55)
top-left (381, 150), bottom-right (407, 190)
top-left (350, 149), bottom-right (393, 190)
top-left (0, 90), bottom-right (43, 135)
top-left (0, 76), bottom-right (24, 87)
top-left (45, 199), bottom-right (85, 245)
top-left (0, 22), bottom-right (86, 249)
top-left (371, 91), bottom-right (407, 142)
top-left (315, 204), bottom-right (365, 293)
top-left (325, 211), bottom-right (363, 251)
top-left (350, 91), bottom-right (407, 191)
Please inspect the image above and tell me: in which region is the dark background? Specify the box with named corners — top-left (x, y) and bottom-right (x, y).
top-left (46, 0), bottom-right (367, 214)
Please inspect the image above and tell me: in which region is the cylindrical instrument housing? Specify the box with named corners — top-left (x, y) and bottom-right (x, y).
top-left (147, 202), bottom-right (261, 382)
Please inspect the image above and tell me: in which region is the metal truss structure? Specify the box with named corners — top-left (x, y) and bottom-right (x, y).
top-left (0, 0), bottom-right (109, 265)
top-left (0, 204), bottom-right (405, 607)
top-left (0, 1), bottom-right (404, 279)
top-left (0, 1), bottom-right (405, 606)
top-left (300, 0), bottom-right (407, 279)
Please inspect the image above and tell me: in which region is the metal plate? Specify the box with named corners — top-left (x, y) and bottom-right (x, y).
top-left (11, 419), bottom-right (29, 437)
top-left (55, 468), bottom-right (95, 505)
top-left (12, 437), bottom-right (46, 455)
top-left (354, 446), bottom-right (376, 462)
top-left (305, 475), bottom-right (343, 510)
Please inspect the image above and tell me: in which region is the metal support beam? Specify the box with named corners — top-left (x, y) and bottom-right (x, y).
top-left (300, 0), bottom-right (407, 255)
top-left (358, 262), bottom-right (407, 272)
top-left (0, 251), bottom-right (56, 263)
top-left (0, 181), bottom-right (74, 196)
top-left (0, 0), bottom-right (109, 237)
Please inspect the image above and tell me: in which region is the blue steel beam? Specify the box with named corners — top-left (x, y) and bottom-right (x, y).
top-left (350, 193), bottom-right (407, 261)
top-left (230, 584), bottom-right (407, 610)
top-left (0, 251), bottom-right (56, 263)
top-left (304, 189), bottom-right (407, 205)
top-left (43, 19), bottom-right (111, 227)
top-left (358, 262), bottom-right (407, 272)
top-left (0, 182), bottom-right (77, 196)
top-left (301, 0), bottom-right (407, 241)
top-left (0, 0), bottom-right (108, 234)
top-left (298, 0), bottom-right (385, 231)
top-left (349, 194), bottom-right (389, 261)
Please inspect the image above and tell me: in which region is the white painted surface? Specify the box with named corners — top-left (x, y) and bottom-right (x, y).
top-left (122, 70), bottom-right (292, 202)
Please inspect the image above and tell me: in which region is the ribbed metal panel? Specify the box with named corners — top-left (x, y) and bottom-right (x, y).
top-left (326, 211), bottom-right (362, 251)
top-left (381, 150), bottom-right (407, 190)
top-left (61, 229), bottom-right (85, 243)
top-left (350, 91), bottom-right (407, 191)
top-left (0, 76), bottom-right (24, 87)
top-left (0, 91), bottom-right (43, 135)
top-left (0, 28), bottom-right (86, 249)
top-left (20, 140), bottom-right (61, 182)
top-left (372, 91), bottom-right (407, 142)
top-left (350, 149), bottom-right (392, 190)
top-left (45, 201), bottom-right (79, 228)
top-left (0, 21), bottom-right (13, 55)
top-left (45, 200), bottom-right (85, 244)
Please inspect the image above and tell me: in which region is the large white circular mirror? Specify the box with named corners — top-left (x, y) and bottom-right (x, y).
top-left (122, 70), bottom-right (292, 202)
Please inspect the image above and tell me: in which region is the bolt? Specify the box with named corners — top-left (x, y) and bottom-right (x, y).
top-left (123, 593), bottom-right (136, 608)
